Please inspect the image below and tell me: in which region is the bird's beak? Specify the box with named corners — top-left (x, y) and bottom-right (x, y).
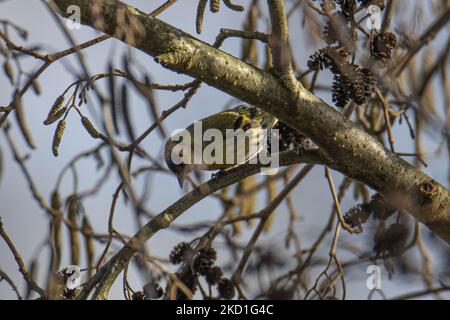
top-left (176, 174), bottom-right (185, 188)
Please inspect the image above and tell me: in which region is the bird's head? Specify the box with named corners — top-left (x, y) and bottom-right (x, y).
top-left (164, 139), bottom-right (188, 188)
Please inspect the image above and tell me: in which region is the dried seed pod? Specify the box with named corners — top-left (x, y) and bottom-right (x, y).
top-left (169, 242), bottom-right (193, 264)
top-left (371, 32), bottom-right (397, 60)
top-left (132, 291), bottom-right (144, 300)
top-left (308, 49), bottom-right (330, 71)
top-left (374, 223), bottom-right (408, 256)
top-left (359, 68), bottom-right (376, 102)
top-left (44, 95), bottom-right (66, 125)
top-left (336, 0), bottom-right (357, 21)
top-left (175, 270), bottom-right (197, 299)
top-left (323, 20), bottom-right (337, 45)
top-left (323, 12), bottom-right (357, 46)
top-left (196, 0), bottom-right (208, 34)
top-left (370, 193), bottom-right (396, 220)
top-left (143, 282), bottom-right (164, 299)
top-left (3, 61), bottom-right (14, 84)
top-left (205, 266), bottom-right (223, 285)
top-left (218, 278), bottom-right (235, 299)
top-left (307, 45), bottom-right (349, 71)
top-left (81, 116), bottom-right (101, 139)
top-left (13, 91), bottom-right (35, 149)
top-left (210, 0), bottom-right (220, 13)
top-left (343, 203), bottom-right (372, 233)
top-left (331, 63), bottom-right (375, 107)
top-left (331, 74), bottom-right (350, 108)
top-left (52, 120), bottom-right (66, 157)
top-left (271, 121), bottom-right (310, 154)
top-left (193, 247), bottom-right (217, 275)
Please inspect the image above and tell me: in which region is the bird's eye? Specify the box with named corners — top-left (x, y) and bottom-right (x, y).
top-left (249, 107), bottom-right (257, 118)
top-left (233, 116), bottom-right (244, 131)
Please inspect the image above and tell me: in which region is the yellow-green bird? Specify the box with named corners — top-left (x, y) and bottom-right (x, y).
top-left (165, 105), bottom-right (278, 187)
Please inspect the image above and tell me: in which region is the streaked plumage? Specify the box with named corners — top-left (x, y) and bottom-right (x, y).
top-left (165, 105), bottom-right (277, 187)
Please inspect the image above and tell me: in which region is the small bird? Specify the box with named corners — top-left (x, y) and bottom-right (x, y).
top-left (165, 105), bottom-right (278, 187)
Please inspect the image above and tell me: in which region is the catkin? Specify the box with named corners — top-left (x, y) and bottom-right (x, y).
top-left (3, 61), bottom-right (14, 84)
top-left (67, 197), bottom-right (80, 266)
top-left (242, 3), bottom-right (258, 65)
top-left (237, 176), bottom-right (257, 227)
top-left (51, 190), bottom-right (61, 210)
top-left (31, 79), bottom-right (41, 95)
top-left (81, 116), bottom-right (101, 139)
top-left (82, 216), bottom-right (95, 277)
top-left (263, 178), bottom-right (277, 232)
top-left (223, 0), bottom-right (244, 11)
top-left (210, 0), bottom-right (220, 12)
top-left (196, 0), bottom-right (208, 34)
top-left (44, 95), bottom-right (66, 125)
top-left (13, 92), bottom-right (35, 149)
top-left (50, 190), bottom-right (62, 270)
top-left (45, 107), bottom-right (67, 126)
top-left (52, 120), bottom-right (66, 157)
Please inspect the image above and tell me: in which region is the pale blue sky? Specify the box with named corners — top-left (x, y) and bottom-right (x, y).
top-left (0, 0), bottom-right (448, 299)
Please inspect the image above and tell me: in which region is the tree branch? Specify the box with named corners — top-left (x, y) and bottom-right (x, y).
top-left (79, 150), bottom-right (325, 299)
top-left (266, 0), bottom-right (299, 91)
top-left (50, 0), bottom-right (450, 243)
top-left (47, 0), bottom-right (450, 299)
top-left (267, 0), bottom-right (290, 72)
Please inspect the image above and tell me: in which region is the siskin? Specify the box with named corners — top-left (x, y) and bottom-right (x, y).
top-left (165, 105), bottom-right (277, 187)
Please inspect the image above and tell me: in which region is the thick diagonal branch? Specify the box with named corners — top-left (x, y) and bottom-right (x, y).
top-left (49, 0), bottom-right (449, 243)
top-left (48, 0), bottom-right (450, 299)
